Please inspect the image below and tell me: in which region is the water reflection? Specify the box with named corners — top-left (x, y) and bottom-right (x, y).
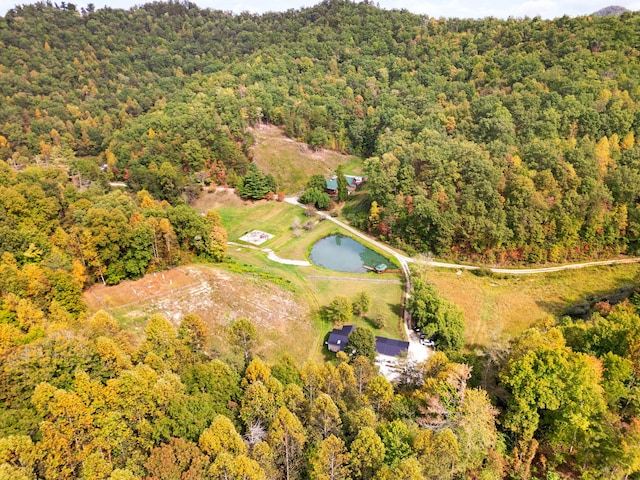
top-left (309, 234), bottom-right (390, 273)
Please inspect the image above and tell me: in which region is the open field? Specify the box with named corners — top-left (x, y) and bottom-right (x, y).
top-left (248, 123), bottom-right (363, 193)
top-left (86, 187), bottom-right (640, 362)
top-left (84, 206), bottom-right (405, 363)
top-left (84, 264), bottom-right (318, 363)
top-left (116, 175), bottom-right (640, 362)
top-left (226, 245), bottom-right (404, 339)
top-left (84, 268), bottom-right (197, 311)
top-left (420, 263), bottom-right (640, 349)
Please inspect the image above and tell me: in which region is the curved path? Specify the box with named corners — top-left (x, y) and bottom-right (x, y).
top-left (228, 241), bottom-right (311, 266)
top-left (283, 197), bottom-right (640, 359)
top-left (414, 256), bottom-right (640, 274)
top-left (284, 197), bottom-right (640, 274)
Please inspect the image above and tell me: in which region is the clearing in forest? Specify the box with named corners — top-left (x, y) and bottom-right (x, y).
top-left (248, 123), bottom-right (362, 193)
top-left (83, 264), bottom-right (317, 363)
top-left (423, 263), bottom-right (640, 349)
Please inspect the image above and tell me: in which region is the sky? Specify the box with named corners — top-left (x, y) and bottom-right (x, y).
top-left (1, 0), bottom-right (640, 19)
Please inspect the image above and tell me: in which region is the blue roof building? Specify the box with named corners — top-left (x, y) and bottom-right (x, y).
top-left (327, 325), bottom-right (356, 353)
top-left (326, 325), bottom-right (409, 359)
top-left (325, 175), bottom-right (365, 194)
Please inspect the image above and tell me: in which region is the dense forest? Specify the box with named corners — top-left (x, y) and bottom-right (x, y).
top-left (1, 1), bottom-right (640, 262)
top-left (3, 2), bottom-right (640, 479)
top-left (2, 277), bottom-right (640, 479)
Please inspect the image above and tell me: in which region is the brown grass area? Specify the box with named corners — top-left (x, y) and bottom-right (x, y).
top-left (84, 269), bottom-right (196, 311)
top-left (423, 264), bottom-right (640, 348)
top-left (192, 187), bottom-right (250, 211)
top-left (83, 265), bottom-right (318, 363)
top-left (248, 124), bottom-right (361, 193)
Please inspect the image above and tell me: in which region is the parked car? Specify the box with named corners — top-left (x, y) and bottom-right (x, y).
top-left (421, 339), bottom-right (435, 347)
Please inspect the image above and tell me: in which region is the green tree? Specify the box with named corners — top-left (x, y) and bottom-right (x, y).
top-left (268, 407), bottom-right (307, 480)
top-left (310, 435), bottom-right (351, 480)
top-left (375, 457), bottom-right (424, 480)
top-left (501, 328), bottom-right (606, 452)
top-left (378, 420), bottom-right (412, 467)
top-left (209, 452), bottom-right (267, 480)
top-left (414, 429), bottom-right (460, 480)
top-left (299, 188), bottom-right (331, 210)
top-left (352, 291), bottom-right (371, 317)
top-left (228, 318), bottom-right (259, 365)
top-left (326, 296), bottom-right (353, 325)
top-left (238, 163), bottom-right (273, 200)
top-left (199, 415), bottom-right (247, 459)
top-left (336, 165), bottom-right (349, 202)
top-left (178, 313), bottom-right (209, 358)
top-left (365, 376), bottom-right (394, 413)
top-left (348, 328), bottom-right (376, 363)
top-left (306, 175), bottom-right (327, 192)
top-left (309, 393), bottom-right (341, 440)
top-left (350, 427), bottom-right (385, 480)
top-left (407, 276), bottom-right (465, 351)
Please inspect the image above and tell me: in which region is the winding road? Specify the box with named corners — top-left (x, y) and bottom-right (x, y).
top-left (282, 196), bottom-right (640, 357)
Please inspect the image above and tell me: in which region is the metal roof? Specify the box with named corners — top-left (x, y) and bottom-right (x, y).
top-left (327, 325), bottom-right (356, 351)
top-left (375, 336), bottom-right (409, 357)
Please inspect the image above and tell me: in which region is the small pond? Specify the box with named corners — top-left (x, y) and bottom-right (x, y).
top-left (309, 234), bottom-right (391, 273)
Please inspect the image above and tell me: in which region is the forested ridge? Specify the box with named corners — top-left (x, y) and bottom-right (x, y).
top-left (3, 2), bottom-right (640, 479)
top-left (2, 1), bottom-right (640, 262)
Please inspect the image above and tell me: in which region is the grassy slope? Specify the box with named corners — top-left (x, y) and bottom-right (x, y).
top-left (422, 264), bottom-right (640, 348)
top-left (248, 124), bottom-right (363, 194)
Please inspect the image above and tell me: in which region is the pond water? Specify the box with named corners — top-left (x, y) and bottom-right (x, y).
top-left (309, 234), bottom-right (391, 273)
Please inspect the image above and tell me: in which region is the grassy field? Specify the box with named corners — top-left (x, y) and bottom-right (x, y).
top-left (227, 244), bottom-right (404, 340)
top-left (418, 263), bottom-right (640, 349)
top-left (89, 186), bottom-right (640, 363)
top-left (248, 124), bottom-right (363, 194)
top-left (86, 195), bottom-right (405, 363)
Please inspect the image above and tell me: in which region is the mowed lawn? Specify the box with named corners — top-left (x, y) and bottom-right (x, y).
top-left (421, 263), bottom-right (640, 349)
top-left (194, 191), bottom-right (307, 250)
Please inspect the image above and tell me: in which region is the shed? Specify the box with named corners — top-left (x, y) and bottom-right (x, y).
top-left (374, 263), bottom-right (388, 273)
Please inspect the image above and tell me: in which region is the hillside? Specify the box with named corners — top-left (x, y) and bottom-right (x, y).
top-left (249, 124), bottom-right (361, 194)
top-left (593, 5), bottom-right (630, 16)
top-left (2, 1), bottom-right (640, 263)
top-left (3, 2), bottom-right (640, 479)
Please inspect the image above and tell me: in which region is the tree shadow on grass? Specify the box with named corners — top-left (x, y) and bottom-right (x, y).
top-left (534, 299), bottom-right (566, 316)
top-left (388, 302), bottom-right (403, 318)
top-left (559, 284), bottom-right (637, 320)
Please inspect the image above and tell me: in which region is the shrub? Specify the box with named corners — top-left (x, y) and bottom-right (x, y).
top-left (371, 315), bottom-right (385, 329)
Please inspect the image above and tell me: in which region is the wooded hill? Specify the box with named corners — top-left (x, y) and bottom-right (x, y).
top-left (2, 1), bottom-right (640, 263)
top-left (2, 3), bottom-right (640, 478)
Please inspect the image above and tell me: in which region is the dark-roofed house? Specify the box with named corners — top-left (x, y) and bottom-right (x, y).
top-left (327, 325), bottom-right (356, 353)
top-left (375, 336), bottom-right (409, 359)
top-left (326, 325), bottom-right (409, 362)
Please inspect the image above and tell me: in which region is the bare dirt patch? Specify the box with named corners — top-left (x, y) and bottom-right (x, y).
top-left (192, 187), bottom-right (253, 211)
top-left (84, 269), bottom-right (197, 311)
top-left (83, 264), bottom-right (317, 362)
